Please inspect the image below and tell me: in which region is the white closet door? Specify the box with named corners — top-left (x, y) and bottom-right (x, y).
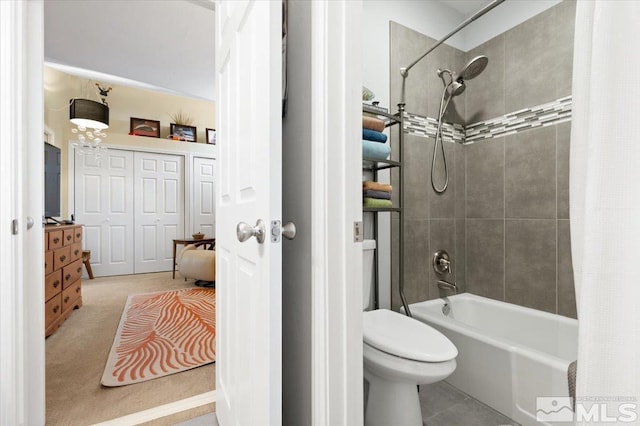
top-left (192, 157), bottom-right (215, 237)
top-left (134, 152), bottom-right (185, 273)
top-left (74, 150), bottom-right (135, 277)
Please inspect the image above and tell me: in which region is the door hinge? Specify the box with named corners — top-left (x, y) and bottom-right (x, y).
top-left (11, 219), bottom-right (19, 235)
top-left (354, 221), bottom-right (363, 242)
top-left (271, 220), bottom-right (281, 243)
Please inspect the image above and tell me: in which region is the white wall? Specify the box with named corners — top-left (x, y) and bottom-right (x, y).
top-left (362, 0), bottom-right (464, 110)
top-left (44, 0), bottom-right (215, 101)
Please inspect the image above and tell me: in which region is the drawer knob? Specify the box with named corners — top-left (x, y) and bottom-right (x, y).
top-left (53, 237), bottom-right (60, 244)
top-left (76, 233), bottom-right (81, 238)
top-left (53, 280), bottom-right (60, 288)
top-left (64, 296), bottom-right (70, 303)
top-left (74, 249), bottom-right (79, 255)
top-left (77, 267), bottom-right (81, 273)
top-left (66, 235), bottom-right (72, 241)
top-left (53, 305), bottom-right (59, 313)
top-left (76, 287), bottom-right (80, 293)
top-left (65, 274), bottom-right (71, 281)
top-left (60, 255), bottom-right (66, 262)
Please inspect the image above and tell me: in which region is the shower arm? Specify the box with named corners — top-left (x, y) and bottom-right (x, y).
top-left (399, 0), bottom-right (506, 105)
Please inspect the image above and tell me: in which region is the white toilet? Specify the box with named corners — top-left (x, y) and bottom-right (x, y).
top-left (362, 240), bottom-right (458, 426)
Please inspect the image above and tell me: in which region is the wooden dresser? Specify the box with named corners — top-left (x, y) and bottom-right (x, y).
top-left (44, 224), bottom-right (83, 337)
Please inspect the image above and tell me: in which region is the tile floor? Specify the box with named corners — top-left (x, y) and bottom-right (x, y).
top-left (175, 413), bottom-right (218, 426)
top-left (175, 381), bottom-right (518, 426)
top-left (420, 381), bottom-right (519, 426)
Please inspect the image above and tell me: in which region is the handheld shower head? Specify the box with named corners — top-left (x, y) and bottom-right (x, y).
top-left (450, 80), bottom-right (466, 97)
top-left (457, 55), bottom-right (488, 81)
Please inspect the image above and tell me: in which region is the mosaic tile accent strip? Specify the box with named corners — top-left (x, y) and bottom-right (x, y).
top-left (401, 96), bottom-right (572, 144)
top-left (465, 96), bottom-right (572, 144)
top-left (404, 112), bottom-right (465, 143)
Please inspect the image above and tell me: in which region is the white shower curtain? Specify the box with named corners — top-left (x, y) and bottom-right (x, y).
top-left (571, 0), bottom-right (640, 423)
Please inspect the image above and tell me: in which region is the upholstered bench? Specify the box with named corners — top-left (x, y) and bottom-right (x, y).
top-left (178, 244), bottom-right (216, 285)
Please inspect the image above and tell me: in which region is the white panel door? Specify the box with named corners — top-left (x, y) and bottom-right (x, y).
top-left (134, 152), bottom-right (184, 274)
top-left (192, 157), bottom-right (215, 237)
top-left (74, 150), bottom-right (135, 277)
top-left (215, 0), bottom-right (282, 425)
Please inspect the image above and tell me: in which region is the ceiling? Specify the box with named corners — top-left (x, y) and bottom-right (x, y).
top-left (44, 0), bottom-right (215, 101)
top-left (438, 0), bottom-right (494, 18)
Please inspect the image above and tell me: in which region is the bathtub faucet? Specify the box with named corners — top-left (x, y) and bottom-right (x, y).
top-left (437, 279), bottom-right (457, 294)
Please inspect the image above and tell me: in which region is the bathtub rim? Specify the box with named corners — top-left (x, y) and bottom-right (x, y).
top-left (406, 292), bottom-right (578, 370)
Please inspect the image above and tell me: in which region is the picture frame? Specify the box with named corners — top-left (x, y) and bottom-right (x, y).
top-left (170, 123), bottom-right (197, 142)
top-left (130, 117), bottom-right (160, 138)
top-left (206, 128), bottom-right (216, 145)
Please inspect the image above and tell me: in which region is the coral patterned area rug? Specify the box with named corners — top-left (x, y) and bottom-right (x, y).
top-left (101, 288), bottom-right (216, 387)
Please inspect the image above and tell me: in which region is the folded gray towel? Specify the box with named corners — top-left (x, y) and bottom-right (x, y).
top-left (363, 189), bottom-right (391, 200)
top-left (568, 360), bottom-right (577, 409)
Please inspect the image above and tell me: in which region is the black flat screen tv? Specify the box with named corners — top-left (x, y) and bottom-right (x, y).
top-left (44, 142), bottom-right (61, 218)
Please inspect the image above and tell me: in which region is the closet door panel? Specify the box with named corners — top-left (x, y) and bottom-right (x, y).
top-left (134, 152), bottom-right (184, 273)
top-left (192, 157), bottom-right (216, 237)
top-left (74, 150), bottom-right (135, 277)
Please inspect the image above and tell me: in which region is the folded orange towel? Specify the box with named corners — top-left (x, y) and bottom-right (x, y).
top-left (362, 181), bottom-right (392, 192)
top-left (363, 116), bottom-right (385, 132)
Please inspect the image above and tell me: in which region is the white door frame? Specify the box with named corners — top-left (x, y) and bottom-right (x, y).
top-left (0, 1), bottom-right (46, 424)
top-left (310, 1), bottom-right (362, 425)
top-left (2, 0), bottom-right (362, 424)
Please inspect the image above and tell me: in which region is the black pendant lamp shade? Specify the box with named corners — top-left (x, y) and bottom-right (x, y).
top-left (69, 98), bottom-right (109, 130)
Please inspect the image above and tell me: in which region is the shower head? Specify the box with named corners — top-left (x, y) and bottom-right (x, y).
top-left (457, 55), bottom-right (488, 81)
top-left (450, 80), bottom-right (466, 97)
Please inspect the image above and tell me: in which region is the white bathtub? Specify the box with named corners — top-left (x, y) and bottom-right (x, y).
top-left (409, 293), bottom-right (578, 426)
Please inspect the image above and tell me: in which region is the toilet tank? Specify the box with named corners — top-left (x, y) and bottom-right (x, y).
top-left (363, 239), bottom-right (376, 311)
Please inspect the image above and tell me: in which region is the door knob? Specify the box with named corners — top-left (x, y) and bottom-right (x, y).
top-left (282, 222), bottom-right (296, 240)
top-left (26, 216), bottom-right (35, 230)
top-left (237, 219), bottom-right (265, 244)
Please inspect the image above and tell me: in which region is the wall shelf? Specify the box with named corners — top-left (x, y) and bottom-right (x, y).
top-left (362, 104), bottom-right (404, 311)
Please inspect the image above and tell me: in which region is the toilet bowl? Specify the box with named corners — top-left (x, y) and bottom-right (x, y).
top-left (362, 240), bottom-right (458, 426)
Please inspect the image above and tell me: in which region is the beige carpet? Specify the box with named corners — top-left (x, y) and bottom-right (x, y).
top-left (46, 272), bottom-right (215, 425)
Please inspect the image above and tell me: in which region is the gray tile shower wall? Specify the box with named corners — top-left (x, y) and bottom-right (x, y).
top-left (463, 1), bottom-right (577, 318)
top-left (389, 22), bottom-right (466, 124)
top-left (465, 124), bottom-right (576, 316)
top-left (390, 133), bottom-right (466, 310)
top-left (388, 1), bottom-right (577, 318)
top-left (464, 0), bottom-right (576, 122)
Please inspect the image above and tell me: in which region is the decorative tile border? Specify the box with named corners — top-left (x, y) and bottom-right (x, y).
top-left (402, 96), bottom-right (572, 144)
top-left (404, 112), bottom-right (465, 143)
top-left (465, 96), bottom-right (572, 144)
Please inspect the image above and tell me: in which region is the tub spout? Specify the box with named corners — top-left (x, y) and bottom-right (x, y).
top-left (437, 279), bottom-right (457, 294)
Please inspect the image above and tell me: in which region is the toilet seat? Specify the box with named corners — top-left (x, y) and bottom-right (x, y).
top-left (363, 309), bottom-right (457, 362)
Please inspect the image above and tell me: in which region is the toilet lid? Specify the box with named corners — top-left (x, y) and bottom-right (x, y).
top-left (363, 309), bottom-right (458, 362)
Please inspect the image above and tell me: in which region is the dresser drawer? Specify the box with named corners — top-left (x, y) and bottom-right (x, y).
top-left (53, 246), bottom-right (71, 271)
top-left (62, 280), bottom-right (81, 311)
top-left (48, 230), bottom-right (63, 250)
top-left (62, 259), bottom-right (83, 289)
top-left (73, 226), bottom-right (83, 243)
top-left (45, 250), bottom-right (54, 275)
top-left (70, 242), bottom-right (82, 263)
top-left (45, 270), bottom-right (63, 302)
top-left (45, 294), bottom-right (62, 329)
top-left (63, 228), bottom-right (75, 246)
